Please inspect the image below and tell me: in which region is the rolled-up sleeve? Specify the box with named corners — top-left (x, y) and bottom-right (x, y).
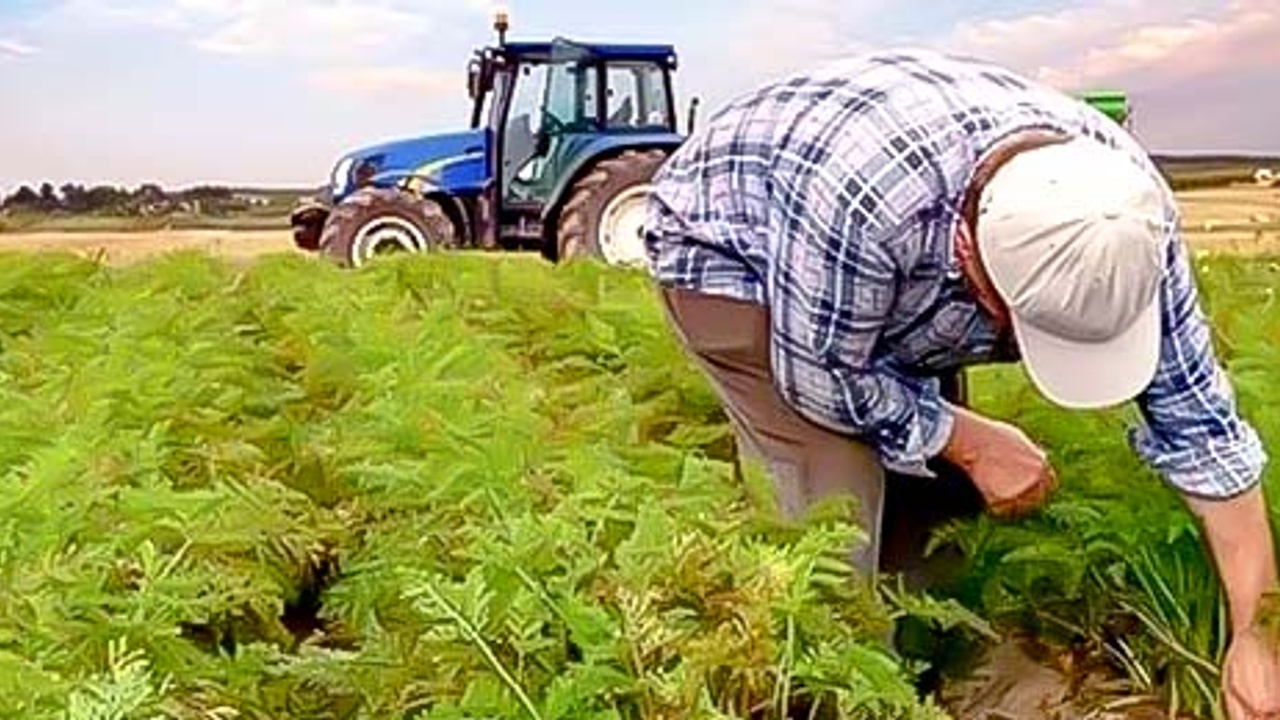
top-left (767, 210), bottom-right (955, 478)
top-left (1129, 227), bottom-right (1268, 499)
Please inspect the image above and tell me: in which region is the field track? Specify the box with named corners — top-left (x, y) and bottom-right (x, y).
top-left (0, 185), bottom-right (1275, 265)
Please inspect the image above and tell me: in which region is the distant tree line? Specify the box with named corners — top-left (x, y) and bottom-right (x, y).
top-left (0, 183), bottom-right (283, 216)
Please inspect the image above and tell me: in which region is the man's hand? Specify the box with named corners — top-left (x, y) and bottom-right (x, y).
top-left (1223, 624), bottom-right (1280, 720)
top-left (1185, 487), bottom-right (1280, 720)
top-left (940, 406), bottom-right (1057, 518)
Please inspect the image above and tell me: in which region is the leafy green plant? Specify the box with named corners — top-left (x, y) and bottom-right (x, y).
top-left (2, 246), bottom-right (1274, 719)
top-left (0, 249), bottom-right (947, 719)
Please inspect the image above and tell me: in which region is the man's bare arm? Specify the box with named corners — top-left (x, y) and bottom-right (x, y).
top-left (1186, 487), bottom-right (1278, 633)
top-left (1185, 487), bottom-right (1280, 719)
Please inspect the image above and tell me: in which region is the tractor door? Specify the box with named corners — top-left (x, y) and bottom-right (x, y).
top-left (499, 63), bottom-right (546, 195)
top-left (500, 46), bottom-right (600, 209)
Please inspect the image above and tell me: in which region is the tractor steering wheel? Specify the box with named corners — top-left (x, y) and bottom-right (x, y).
top-left (540, 111), bottom-right (567, 136)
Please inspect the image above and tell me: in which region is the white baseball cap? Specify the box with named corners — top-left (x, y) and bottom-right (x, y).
top-left (975, 135), bottom-right (1168, 409)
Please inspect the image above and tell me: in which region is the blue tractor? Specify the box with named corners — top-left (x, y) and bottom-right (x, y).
top-left (290, 12), bottom-right (691, 268)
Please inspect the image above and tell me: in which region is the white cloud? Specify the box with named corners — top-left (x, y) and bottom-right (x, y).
top-left (48, 0), bottom-right (488, 65)
top-left (307, 65), bottom-right (460, 98)
top-left (189, 2), bottom-right (432, 62)
top-left (927, 0), bottom-right (1280, 152)
top-left (0, 37), bottom-right (38, 58)
top-left (50, 0), bottom-right (192, 30)
top-left (721, 0), bottom-right (885, 78)
top-left (690, 0), bottom-right (1278, 153)
top-left (675, 0), bottom-right (890, 113)
top-left (697, 0), bottom-right (1276, 104)
top-left (936, 0), bottom-right (1278, 91)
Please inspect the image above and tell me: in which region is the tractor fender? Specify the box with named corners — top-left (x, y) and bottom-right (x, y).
top-left (421, 191), bottom-right (475, 248)
top-left (541, 133), bottom-right (684, 221)
top-left (342, 172), bottom-right (476, 248)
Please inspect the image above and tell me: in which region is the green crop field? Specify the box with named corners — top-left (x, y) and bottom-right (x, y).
top-left (0, 247), bottom-right (1276, 720)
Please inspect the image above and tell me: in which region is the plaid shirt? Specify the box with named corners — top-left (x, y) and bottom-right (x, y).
top-left (645, 48), bottom-right (1266, 499)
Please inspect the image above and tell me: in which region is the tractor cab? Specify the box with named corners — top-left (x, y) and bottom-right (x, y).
top-left (292, 11), bottom-right (687, 268)
top-left (468, 30), bottom-right (681, 252)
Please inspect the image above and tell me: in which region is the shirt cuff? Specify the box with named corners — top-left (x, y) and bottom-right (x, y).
top-left (878, 387), bottom-right (956, 479)
top-left (1127, 422), bottom-right (1269, 500)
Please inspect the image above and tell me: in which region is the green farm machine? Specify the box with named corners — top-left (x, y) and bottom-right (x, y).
top-left (1079, 89), bottom-right (1132, 128)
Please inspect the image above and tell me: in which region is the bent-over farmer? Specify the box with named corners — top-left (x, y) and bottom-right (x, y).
top-left (643, 48), bottom-right (1279, 718)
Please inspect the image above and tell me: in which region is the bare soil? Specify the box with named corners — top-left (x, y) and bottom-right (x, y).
top-left (937, 637), bottom-right (1181, 720)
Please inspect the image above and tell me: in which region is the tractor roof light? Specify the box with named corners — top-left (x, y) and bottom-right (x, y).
top-left (493, 8), bottom-right (509, 45)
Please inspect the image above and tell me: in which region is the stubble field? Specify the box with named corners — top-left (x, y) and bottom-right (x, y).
top-left (0, 185), bottom-right (1276, 265)
top-left (1177, 185), bottom-right (1280, 255)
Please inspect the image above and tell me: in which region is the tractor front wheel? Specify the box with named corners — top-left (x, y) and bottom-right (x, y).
top-left (555, 149), bottom-right (667, 267)
top-left (318, 187), bottom-right (457, 268)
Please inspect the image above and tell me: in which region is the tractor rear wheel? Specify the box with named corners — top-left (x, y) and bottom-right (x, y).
top-left (318, 187), bottom-right (457, 268)
top-left (555, 149), bottom-right (668, 267)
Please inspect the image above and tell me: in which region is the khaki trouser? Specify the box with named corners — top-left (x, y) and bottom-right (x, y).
top-left (659, 286), bottom-right (983, 586)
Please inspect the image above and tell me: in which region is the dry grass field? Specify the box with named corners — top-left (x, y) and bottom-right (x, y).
top-left (0, 228), bottom-right (297, 265)
top-left (1179, 183), bottom-right (1280, 255)
top-left (1, 185), bottom-right (1274, 265)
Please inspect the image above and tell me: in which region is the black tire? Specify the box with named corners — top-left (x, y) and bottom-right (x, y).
top-left (555, 148), bottom-right (668, 265)
top-left (290, 201), bottom-right (329, 252)
top-left (318, 187), bottom-right (458, 268)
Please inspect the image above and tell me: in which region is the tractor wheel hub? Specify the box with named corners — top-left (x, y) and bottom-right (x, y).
top-left (597, 185), bottom-right (653, 269)
top-left (350, 217), bottom-right (427, 267)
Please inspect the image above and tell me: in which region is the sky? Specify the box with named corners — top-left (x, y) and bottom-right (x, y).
top-left (1, 0), bottom-right (1276, 190)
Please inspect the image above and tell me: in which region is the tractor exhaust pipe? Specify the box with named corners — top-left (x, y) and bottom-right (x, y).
top-left (686, 96), bottom-right (700, 133)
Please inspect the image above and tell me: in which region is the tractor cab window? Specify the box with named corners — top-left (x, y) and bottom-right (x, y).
top-left (505, 63), bottom-right (548, 136)
top-left (605, 63), bottom-right (671, 129)
top-left (502, 58), bottom-right (599, 201)
top-left (544, 60), bottom-right (598, 131)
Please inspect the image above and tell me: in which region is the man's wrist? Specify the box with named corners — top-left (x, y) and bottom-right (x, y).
top-left (880, 402), bottom-right (958, 479)
top-left (1185, 486), bottom-right (1279, 633)
top-left (938, 404), bottom-right (979, 470)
